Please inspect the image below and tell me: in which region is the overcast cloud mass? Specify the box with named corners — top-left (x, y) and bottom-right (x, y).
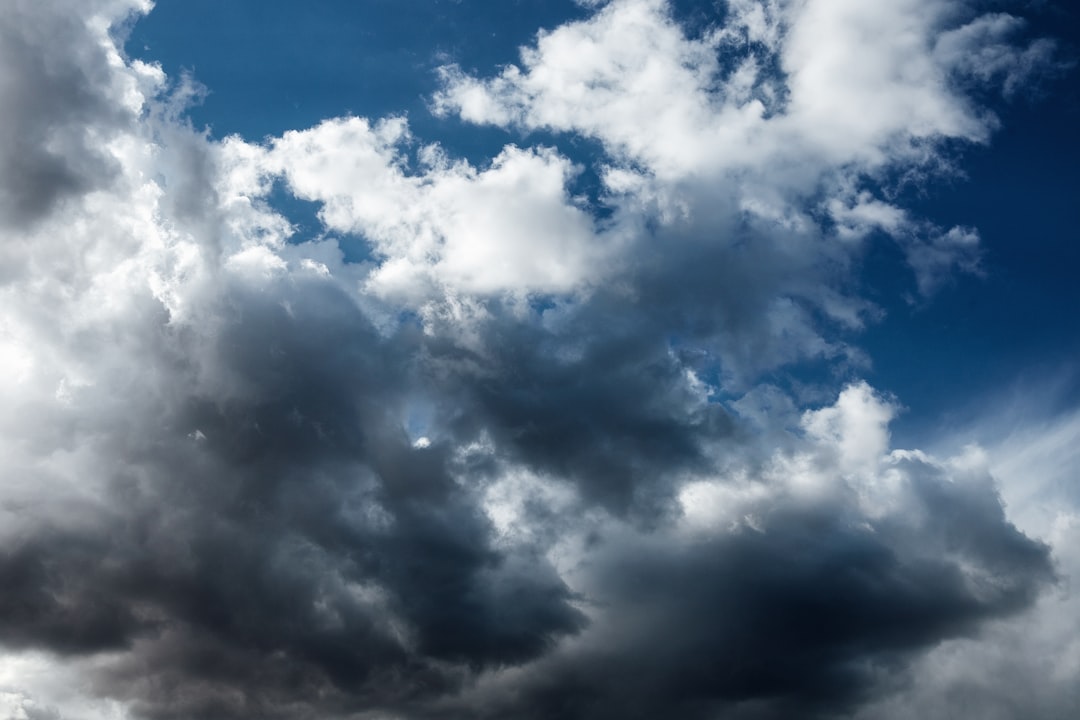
top-left (0, 1), bottom-right (1077, 719)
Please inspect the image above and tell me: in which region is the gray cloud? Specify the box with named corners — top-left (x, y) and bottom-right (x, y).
top-left (0, 274), bottom-right (585, 717)
top-left (434, 448), bottom-right (1054, 720)
top-left (0, 0), bottom-right (138, 230)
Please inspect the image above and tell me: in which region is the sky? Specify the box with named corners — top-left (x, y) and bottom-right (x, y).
top-left (0, 1), bottom-right (1078, 719)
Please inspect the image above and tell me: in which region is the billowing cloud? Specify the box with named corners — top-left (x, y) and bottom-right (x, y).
top-left (435, 383), bottom-right (1054, 720)
top-left (0, 1), bottom-right (1071, 719)
top-left (850, 401), bottom-right (1080, 720)
top-left (434, 0), bottom-right (1052, 298)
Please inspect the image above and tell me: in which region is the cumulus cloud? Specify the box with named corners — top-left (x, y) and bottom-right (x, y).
top-left (257, 120), bottom-right (612, 300)
top-left (0, 1), bottom-right (1069, 719)
top-left (436, 383), bottom-right (1053, 720)
top-left (850, 402), bottom-right (1080, 720)
top-left (434, 0), bottom-right (1051, 297)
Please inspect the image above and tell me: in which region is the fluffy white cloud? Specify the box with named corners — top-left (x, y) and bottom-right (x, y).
top-left (220, 118), bottom-right (615, 303)
top-left (434, 0), bottom-right (759, 179)
top-left (435, 0), bottom-right (1051, 297)
top-left (438, 0), bottom-right (1043, 170)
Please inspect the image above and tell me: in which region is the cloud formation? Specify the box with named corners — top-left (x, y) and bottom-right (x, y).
top-left (438, 385), bottom-right (1054, 720)
top-left (0, 1), bottom-right (1072, 719)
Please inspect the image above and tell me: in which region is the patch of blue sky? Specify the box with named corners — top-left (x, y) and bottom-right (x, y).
top-left (862, 87), bottom-right (1080, 446)
top-left (126, 0), bottom-right (587, 145)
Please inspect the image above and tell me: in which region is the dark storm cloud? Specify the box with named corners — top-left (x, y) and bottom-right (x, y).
top-left (0, 266), bottom-right (583, 717)
top-left (0, 532), bottom-right (148, 655)
top-left (421, 191), bottom-right (852, 518)
top-left (438, 456), bottom-right (1054, 720)
top-left (427, 306), bottom-right (732, 516)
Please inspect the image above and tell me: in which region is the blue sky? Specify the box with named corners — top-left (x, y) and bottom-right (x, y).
top-left (1, 2), bottom-right (1079, 719)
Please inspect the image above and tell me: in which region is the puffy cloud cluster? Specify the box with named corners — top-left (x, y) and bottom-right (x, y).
top-left (256, 121), bottom-right (610, 300)
top-left (438, 383), bottom-right (1054, 720)
top-left (0, 1), bottom-right (1072, 719)
top-left (434, 0), bottom-right (1054, 299)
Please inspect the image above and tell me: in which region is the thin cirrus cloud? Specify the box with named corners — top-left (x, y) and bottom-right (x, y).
top-left (0, 1), bottom-right (1074, 720)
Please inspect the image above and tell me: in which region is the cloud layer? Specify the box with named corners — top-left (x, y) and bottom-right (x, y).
top-left (0, 1), bottom-right (1073, 719)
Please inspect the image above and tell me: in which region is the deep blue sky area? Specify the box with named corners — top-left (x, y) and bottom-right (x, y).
top-left (126, 0), bottom-right (1080, 445)
top-left (126, 0), bottom-right (586, 145)
top-left (870, 87), bottom-right (1080, 443)
top-left (869, 2), bottom-right (1080, 443)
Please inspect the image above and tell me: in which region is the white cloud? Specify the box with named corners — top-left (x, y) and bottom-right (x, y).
top-left (434, 0), bottom-right (753, 179)
top-left (434, 0), bottom-right (1051, 298)
top-left (801, 381), bottom-right (896, 478)
top-left (436, 0), bottom-right (1014, 175)
top-left (227, 117), bottom-right (617, 303)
